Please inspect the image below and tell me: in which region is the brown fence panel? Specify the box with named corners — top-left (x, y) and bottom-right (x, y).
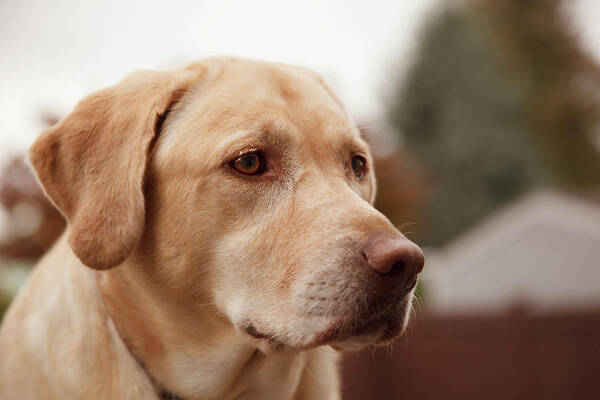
top-left (342, 313), bottom-right (600, 400)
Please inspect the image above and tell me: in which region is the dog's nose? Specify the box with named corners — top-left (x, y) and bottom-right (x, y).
top-left (363, 235), bottom-right (424, 290)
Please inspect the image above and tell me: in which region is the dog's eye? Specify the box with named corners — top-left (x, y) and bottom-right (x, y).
top-left (232, 152), bottom-right (263, 175)
top-left (351, 155), bottom-right (366, 179)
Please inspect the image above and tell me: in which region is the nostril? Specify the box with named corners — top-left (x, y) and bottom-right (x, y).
top-left (389, 260), bottom-right (405, 276)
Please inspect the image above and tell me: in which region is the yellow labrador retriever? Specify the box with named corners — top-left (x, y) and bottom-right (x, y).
top-left (0, 57), bottom-right (424, 399)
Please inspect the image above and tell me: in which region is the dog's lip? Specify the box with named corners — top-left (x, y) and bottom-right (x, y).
top-left (242, 324), bottom-right (286, 348)
top-left (242, 289), bottom-right (414, 349)
top-left (244, 324), bottom-right (272, 340)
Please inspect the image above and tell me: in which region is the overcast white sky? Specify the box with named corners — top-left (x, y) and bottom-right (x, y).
top-left (1, 0), bottom-right (599, 153)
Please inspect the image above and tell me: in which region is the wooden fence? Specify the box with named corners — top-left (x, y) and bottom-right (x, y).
top-left (342, 312), bottom-right (600, 399)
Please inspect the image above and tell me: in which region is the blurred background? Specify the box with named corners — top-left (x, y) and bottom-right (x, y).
top-left (1, 0), bottom-right (599, 398)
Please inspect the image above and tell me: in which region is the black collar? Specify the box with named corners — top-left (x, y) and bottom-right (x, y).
top-left (145, 364), bottom-right (186, 400)
top-left (118, 334), bottom-right (186, 400)
top-left (159, 390), bottom-right (185, 400)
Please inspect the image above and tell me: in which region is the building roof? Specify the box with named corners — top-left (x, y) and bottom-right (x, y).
top-left (423, 190), bottom-right (600, 314)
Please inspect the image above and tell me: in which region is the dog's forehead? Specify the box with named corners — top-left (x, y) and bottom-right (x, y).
top-left (198, 59), bottom-right (352, 133)
top-left (156, 59), bottom-right (366, 168)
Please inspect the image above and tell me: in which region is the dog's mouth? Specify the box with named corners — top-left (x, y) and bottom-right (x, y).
top-left (242, 290), bottom-right (413, 350)
top-left (329, 285), bottom-right (415, 347)
top-left (244, 324), bottom-right (277, 342)
top-left (316, 296), bottom-right (412, 349)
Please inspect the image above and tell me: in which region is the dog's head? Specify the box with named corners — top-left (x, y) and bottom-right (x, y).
top-left (29, 57), bottom-right (424, 350)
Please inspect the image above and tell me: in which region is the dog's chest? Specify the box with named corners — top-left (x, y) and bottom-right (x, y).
top-left (171, 346), bottom-right (307, 400)
top-left (237, 350), bottom-right (308, 400)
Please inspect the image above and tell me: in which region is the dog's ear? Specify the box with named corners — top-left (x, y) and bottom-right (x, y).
top-left (29, 68), bottom-right (201, 270)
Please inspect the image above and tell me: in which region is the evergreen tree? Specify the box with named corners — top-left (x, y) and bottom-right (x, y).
top-left (387, 0), bottom-right (600, 246)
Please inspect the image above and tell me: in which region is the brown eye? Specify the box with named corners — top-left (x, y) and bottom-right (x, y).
top-left (351, 155), bottom-right (366, 179)
top-left (232, 152), bottom-right (263, 175)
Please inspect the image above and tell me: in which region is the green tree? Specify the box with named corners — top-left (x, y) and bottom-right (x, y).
top-left (388, 0), bottom-right (600, 246)
top-left (479, 0), bottom-right (600, 186)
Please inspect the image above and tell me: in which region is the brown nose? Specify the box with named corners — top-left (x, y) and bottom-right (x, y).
top-left (363, 235), bottom-right (425, 289)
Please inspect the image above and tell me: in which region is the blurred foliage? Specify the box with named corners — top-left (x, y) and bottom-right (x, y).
top-left (0, 157), bottom-right (66, 259)
top-left (0, 113), bottom-right (66, 321)
top-left (478, 0), bottom-right (600, 186)
top-left (0, 297), bottom-right (7, 322)
top-left (0, 262), bottom-right (31, 322)
top-left (388, 0), bottom-right (600, 246)
top-left (0, 156), bottom-right (65, 322)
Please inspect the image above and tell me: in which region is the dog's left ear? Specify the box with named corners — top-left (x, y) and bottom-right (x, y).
top-left (29, 68), bottom-right (202, 270)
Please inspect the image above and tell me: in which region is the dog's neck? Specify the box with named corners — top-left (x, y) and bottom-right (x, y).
top-left (123, 332), bottom-right (306, 400)
top-left (96, 257), bottom-right (311, 400)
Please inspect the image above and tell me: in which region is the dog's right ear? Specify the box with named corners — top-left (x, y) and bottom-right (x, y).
top-left (28, 67), bottom-right (203, 270)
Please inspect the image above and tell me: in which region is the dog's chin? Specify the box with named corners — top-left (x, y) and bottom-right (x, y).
top-left (242, 293), bottom-right (413, 352)
top-left (324, 291), bottom-right (414, 351)
top-left (327, 307), bottom-right (411, 351)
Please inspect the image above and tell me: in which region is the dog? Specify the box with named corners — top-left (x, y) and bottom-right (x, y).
top-left (0, 57), bottom-right (424, 399)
